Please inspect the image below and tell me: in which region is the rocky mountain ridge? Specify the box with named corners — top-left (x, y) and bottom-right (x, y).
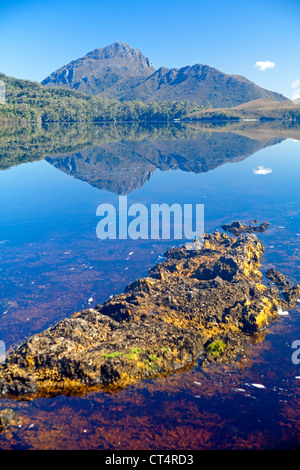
top-left (42, 42), bottom-right (287, 107)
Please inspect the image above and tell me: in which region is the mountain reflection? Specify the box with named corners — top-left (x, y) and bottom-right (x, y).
top-left (1, 121), bottom-right (300, 195)
top-left (44, 122), bottom-right (289, 195)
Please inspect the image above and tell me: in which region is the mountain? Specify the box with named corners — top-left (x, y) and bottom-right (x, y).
top-left (42, 42), bottom-right (155, 96)
top-left (42, 42), bottom-right (287, 107)
top-left (124, 65), bottom-right (287, 107)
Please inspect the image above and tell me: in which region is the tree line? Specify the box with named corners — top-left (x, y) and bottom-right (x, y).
top-left (0, 73), bottom-right (206, 123)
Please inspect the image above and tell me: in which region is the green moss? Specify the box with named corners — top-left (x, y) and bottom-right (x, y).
top-left (101, 347), bottom-right (165, 374)
top-left (148, 354), bottom-right (162, 363)
top-left (123, 347), bottom-right (147, 361)
top-left (206, 339), bottom-right (226, 357)
top-left (128, 347), bottom-right (146, 355)
top-left (102, 347), bottom-right (147, 361)
top-left (101, 351), bottom-right (124, 359)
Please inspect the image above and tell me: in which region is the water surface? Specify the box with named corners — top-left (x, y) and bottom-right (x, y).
top-left (0, 122), bottom-right (299, 449)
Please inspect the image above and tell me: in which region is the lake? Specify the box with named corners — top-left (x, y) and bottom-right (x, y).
top-left (0, 121), bottom-right (299, 449)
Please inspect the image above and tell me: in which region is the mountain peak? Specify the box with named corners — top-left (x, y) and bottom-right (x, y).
top-left (85, 42), bottom-right (154, 69)
top-left (42, 42), bottom-right (155, 94)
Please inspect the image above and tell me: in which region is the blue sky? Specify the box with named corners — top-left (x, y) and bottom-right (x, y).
top-left (0, 0), bottom-right (300, 98)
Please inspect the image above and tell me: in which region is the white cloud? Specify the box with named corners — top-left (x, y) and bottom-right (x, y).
top-left (253, 166), bottom-right (272, 175)
top-left (255, 61), bottom-right (275, 71)
top-left (292, 91), bottom-right (300, 101)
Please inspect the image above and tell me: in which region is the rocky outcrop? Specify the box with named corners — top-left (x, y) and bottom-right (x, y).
top-left (0, 225), bottom-right (299, 399)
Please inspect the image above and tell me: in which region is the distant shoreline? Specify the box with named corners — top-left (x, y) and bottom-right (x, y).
top-left (0, 116), bottom-right (299, 124)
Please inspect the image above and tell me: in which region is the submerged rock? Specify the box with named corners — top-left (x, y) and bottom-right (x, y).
top-left (266, 268), bottom-right (290, 289)
top-left (0, 409), bottom-right (15, 432)
top-left (266, 268), bottom-right (299, 304)
top-left (0, 225), bottom-right (299, 399)
top-left (221, 221), bottom-right (270, 236)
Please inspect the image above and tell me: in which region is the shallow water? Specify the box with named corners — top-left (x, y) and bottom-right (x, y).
top-left (0, 122), bottom-right (299, 449)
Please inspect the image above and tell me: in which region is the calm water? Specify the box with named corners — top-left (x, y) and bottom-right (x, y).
top-left (0, 122), bottom-right (299, 449)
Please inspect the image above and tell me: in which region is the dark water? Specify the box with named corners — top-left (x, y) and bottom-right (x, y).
top-left (0, 122), bottom-right (299, 449)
